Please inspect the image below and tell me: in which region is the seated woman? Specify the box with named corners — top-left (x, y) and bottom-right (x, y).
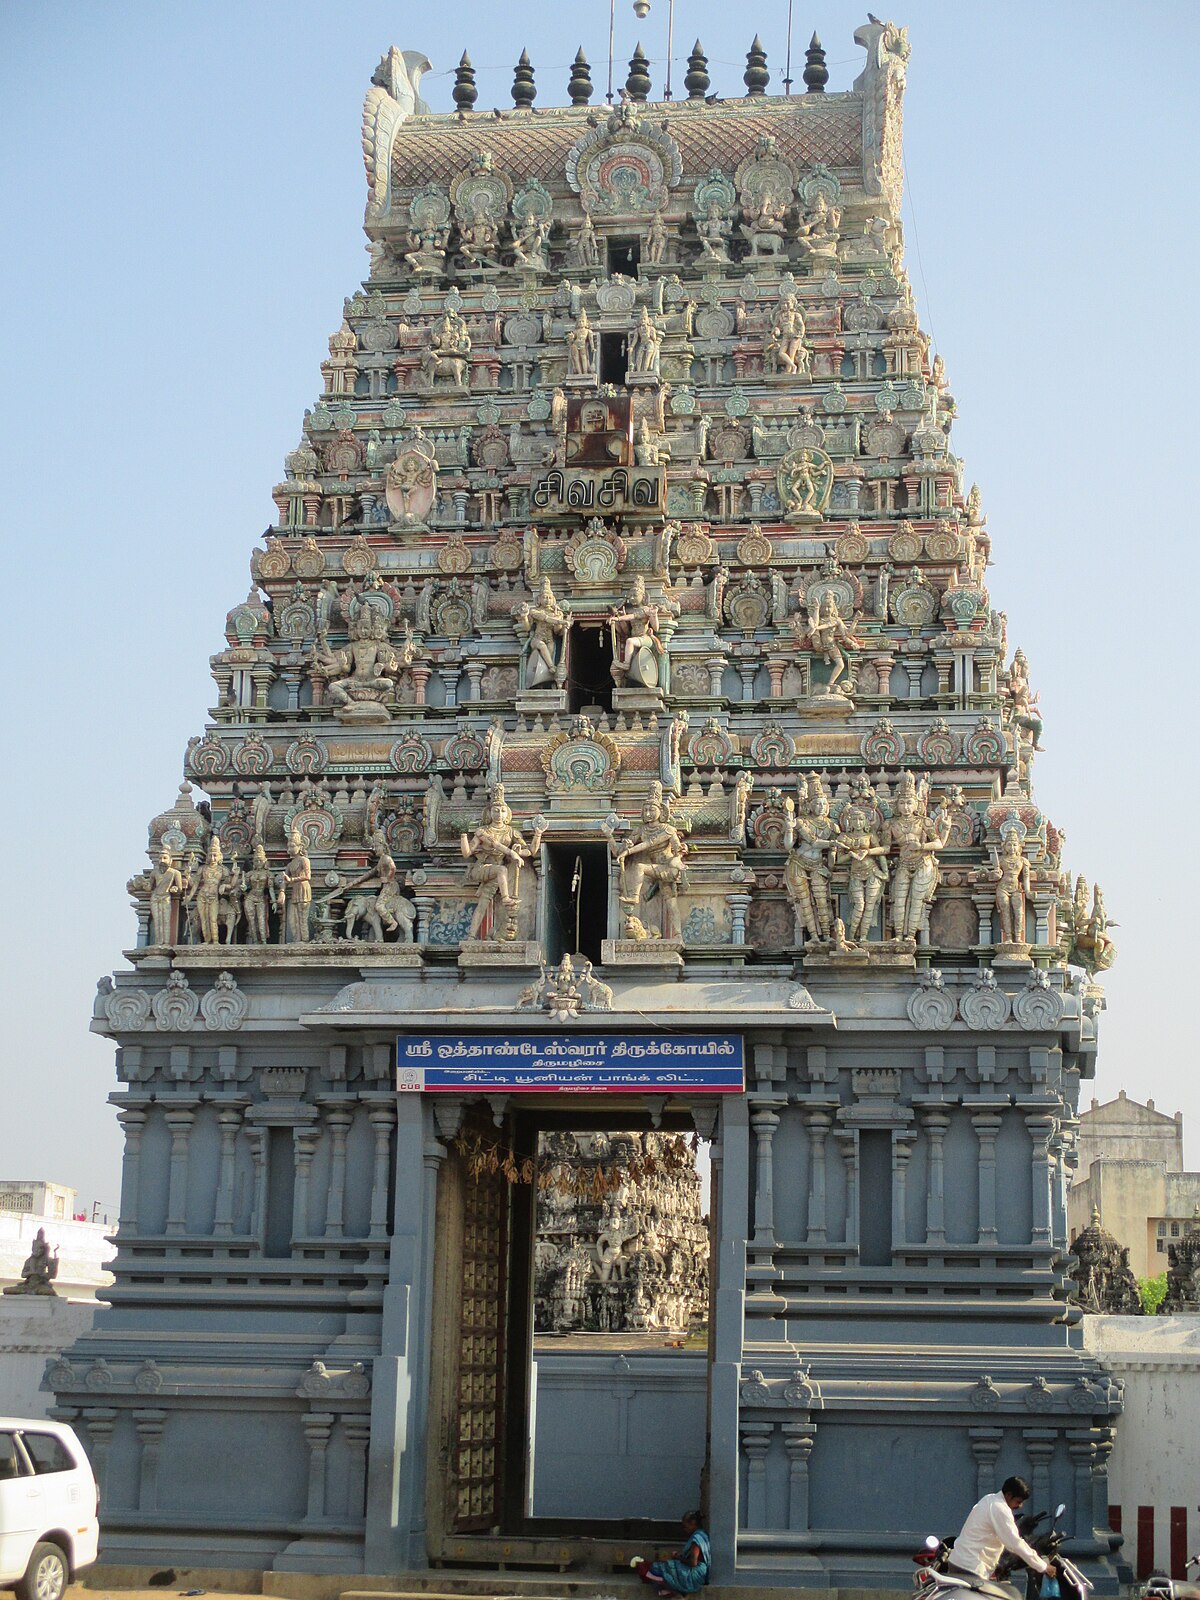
top-left (633, 1510), bottom-right (710, 1597)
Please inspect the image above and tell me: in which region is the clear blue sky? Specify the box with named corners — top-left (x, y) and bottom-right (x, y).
top-left (1, 2), bottom-right (1195, 1210)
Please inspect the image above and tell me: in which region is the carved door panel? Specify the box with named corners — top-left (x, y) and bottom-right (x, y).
top-left (449, 1133), bottom-right (509, 1533)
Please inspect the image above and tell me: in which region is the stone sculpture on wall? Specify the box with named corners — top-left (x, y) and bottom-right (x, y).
top-left (608, 781), bottom-right (687, 943)
top-left (1162, 1208), bottom-right (1200, 1313)
top-left (460, 785), bottom-right (544, 942)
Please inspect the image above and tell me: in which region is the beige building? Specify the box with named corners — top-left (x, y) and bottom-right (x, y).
top-left (1069, 1091), bottom-right (1200, 1278)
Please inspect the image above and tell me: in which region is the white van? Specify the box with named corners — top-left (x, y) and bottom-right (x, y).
top-left (0, 1419), bottom-right (99, 1600)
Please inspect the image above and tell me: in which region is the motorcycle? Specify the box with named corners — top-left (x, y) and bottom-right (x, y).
top-left (911, 1504), bottom-right (1092, 1600)
top-left (1143, 1556), bottom-right (1200, 1600)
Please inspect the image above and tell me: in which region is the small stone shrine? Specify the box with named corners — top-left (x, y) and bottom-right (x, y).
top-left (534, 1132), bottom-right (708, 1332)
top-left (65, 20), bottom-right (1126, 1592)
top-left (1067, 1207), bottom-right (1142, 1316)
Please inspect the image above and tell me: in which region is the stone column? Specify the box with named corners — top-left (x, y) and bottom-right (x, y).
top-left (344, 1417), bottom-right (371, 1521)
top-left (969, 1428), bottom-right (1003, 1500)
top-left (247, 1126), bottom-right (269, 1249)
top-left (368, 1106), bottom-right (395, 1241)
top-left (1024, 1429), bottom-right (1056, 1514)
top-left (922, 1110), bottom-right (949, 1246)
top-left (116, 1108), bottom-right (147, 1235)
top-left (81, 1408), bottom-right (118, 1499)
top-left (1067, 1432), bottom-right (1097, 1539)
top-left (806, 1109), bottom-right (831, 1244)
top-left (892, 1132), bottom-right (915, 1249)
top-left (1027, 1115), bottom-right (1057, 1247)
top-left (292, 1128), bottom-right (320, 1242)
top-left (834, 1130), bottom-right (858, 1247)
top-left (749, 1102), bottom-right (782, 1256)
top-left (212, 1106), bottom-right (243, 1237)
top-left (972, 1111), bottom-right (1002, 1245)
top-left (324, 1107), bottom-right (354, 1239)
top-left (741, 1422), bottom-right (772, 1529)
top-left (134, 1409), bottom-right (167, 1511)
top-left (164, 1105), bottom-right (196, 1237)
top-left (782, 1421), bottom-right (815, 1531)
top-left (302, 1412), bottom-right (335, 1521)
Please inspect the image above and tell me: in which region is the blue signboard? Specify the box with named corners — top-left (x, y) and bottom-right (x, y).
top-left (395, 1033), bottom-right (744, 1094)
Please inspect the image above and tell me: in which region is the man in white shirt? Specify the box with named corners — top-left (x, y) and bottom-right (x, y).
top-left (949, 1476), bottom-right (1056, 1599)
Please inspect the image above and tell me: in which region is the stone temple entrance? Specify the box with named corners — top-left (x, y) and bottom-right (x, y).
top-left (425, 1103), bottom-right (714, 1565)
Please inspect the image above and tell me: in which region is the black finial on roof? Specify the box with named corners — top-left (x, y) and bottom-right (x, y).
top-left (803, 33), bottom-right (829, 93)
top-left (744, 35), bottom-right (769, 96)
top-left (684, 39), bottom-right (710, 100)
top-left (626, 42), bottom-right (651, 103)
top-left (568, 47), bottom-right (594, 106)
top-left (453, 51), bottom-right (478, 113)
top-left (512, 48), bottom-right (536, 108)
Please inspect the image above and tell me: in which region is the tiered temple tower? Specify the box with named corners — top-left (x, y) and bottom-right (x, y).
top-left (64, 19), bottom-right (1126, 1590)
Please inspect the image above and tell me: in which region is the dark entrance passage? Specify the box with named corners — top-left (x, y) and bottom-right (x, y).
top-left (544, 841), bottom-right (609, 964)
top-left (568, 620), bottom-right (614, 713)
top-left (607, 236), bottom-right (641, 277)
top-left (599, 330), bottom-right (628, 385)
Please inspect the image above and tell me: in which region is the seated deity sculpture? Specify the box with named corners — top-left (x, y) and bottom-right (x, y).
top-left (697, 203), bottom-right (732, 263)
top-left (3, 1228), bottom-right (58, 1296)
top-left (608, 575), bottom-right (673, 691)
top-left (314, 609), bottom-right (403, 719)
top-left (421, 309), bottom-right (471, 388)
top-left (342, 831), bottom-right (416, 943)
top-left (795, 192), bottom-right (841, 264)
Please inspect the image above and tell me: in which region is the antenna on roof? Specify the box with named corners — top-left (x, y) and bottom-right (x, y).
top-left (783, 0), bottom-right (795, 95)
top-left (607, 0), bottom-right (616, 102)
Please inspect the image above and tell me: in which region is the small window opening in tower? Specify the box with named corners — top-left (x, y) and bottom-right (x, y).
top-left (607, 236), bottom-right (640, 277)
top-left (599, 331), bottom-right (628, 386)
top-left (568, 620), bottom-right (613, 713)
top-left (544, 842), bottom-right (609, 964)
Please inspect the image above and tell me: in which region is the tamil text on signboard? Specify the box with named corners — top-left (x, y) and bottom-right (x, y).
top-left (396, 1033), bottom-right (744, 1093)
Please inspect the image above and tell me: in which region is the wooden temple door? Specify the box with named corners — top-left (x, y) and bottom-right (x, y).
top-left (428, 1108), bottom-right (512, 1553)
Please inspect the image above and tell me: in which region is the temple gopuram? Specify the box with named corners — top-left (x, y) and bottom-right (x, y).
top-left (67, 19), bottom-right (1127, 1591)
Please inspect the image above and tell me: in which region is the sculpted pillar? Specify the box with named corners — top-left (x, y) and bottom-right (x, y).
top-left (164, 1105), bottom-right (196, 1237)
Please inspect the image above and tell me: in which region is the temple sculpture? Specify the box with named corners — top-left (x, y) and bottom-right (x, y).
top-left (534, 1132), bottom-right (708, 1333)
top-left (73, 19), bottom-right (1126, 1593)
top-left (1067, 1207), bottom-right (1143, 1316)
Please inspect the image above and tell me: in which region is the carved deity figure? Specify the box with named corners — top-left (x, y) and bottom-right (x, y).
top-left (645, 210), bottom-right (668, 265)
top-left (573, 208), bottom-right (600, 268)
top-left (514, 576), bottom-right (570, 689)
top-left (609, 782), bottom-right (687, 941)
top-left (767, 291), bottom-right (808, 375)
top-left (343, 831), bottom-right (416, 943)
top-left (219, 856), bottom-right (243, 945)
top-left (251, 784), bottom-right (273, 841)
top-left (458, 210), bottom-right (500, 267)
top-left (742, 190), bottom-right (788, 255)
top-left (634, 417), bottom-right (669, 466)
top-left (626, 307), bottom-right (663, 376)
top-left (314, 609), bottom-right (401, 715)
top-left (566, 306), bottom-right (597, 376)
top-left (404, 223), bottom-right (449, 275)
top-left (795, 191), bottom-right (841, 263)
top-left (190, 836), bottom-right (227, 946)
top-left (421, 308), bottom-right (471, 388)
top-left (608, 575), bottom-right (671, 690)
top-left (1005, 648), bottom-right (1045, 751)
top-left (697, 202), bottom-right (731, 263)
top-left (882, 772), bottom-right (951, 943)
top-left (835, 803), bottom-right (889, 943)
top-left (779, 446), bottom-right (831, 520)
top-left (783, 774), bottom-right (837, 943)
top-left (147, 847), bottom-right (184, 947)
top-left (460, 786), bottom-right (543, 942)
top-left (803, 590), bottom-right (864, 697)
top-left (991, 830), bottom-right (1033, 947)
top-left (385, 437), bottom-right (438, 523)
top-left (513, 212), bottom-right (551, 271)
top-left (279, 829), bottom-right (312, 944)
top-left (244, 841), bottom-right (272, 944)
top-left (3, 1228), bottom-right (58, 1296)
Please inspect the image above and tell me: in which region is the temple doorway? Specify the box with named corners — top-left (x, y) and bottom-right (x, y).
top-left (568, 620), bottom-right (614, 713)
top-left (425, 1102), bottom-right (713, 1561)
top-left (543, 841), bottom-right (609, 964)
